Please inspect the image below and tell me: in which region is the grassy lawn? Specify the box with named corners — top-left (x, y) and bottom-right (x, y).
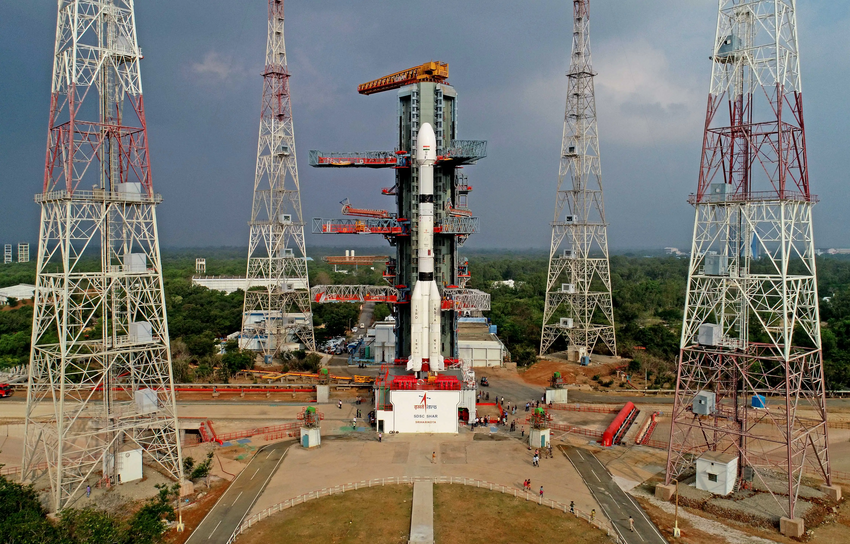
top-left (237, 485), bottom-right (412, 544)
top-left (434, 484), bottom-right (611, 544)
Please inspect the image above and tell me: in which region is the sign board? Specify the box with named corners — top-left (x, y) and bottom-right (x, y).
top-left (388, 390), bottom-right (460, 433)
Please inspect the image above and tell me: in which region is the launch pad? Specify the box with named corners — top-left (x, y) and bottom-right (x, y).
top-left (310, 63), bottom-right (488, 433)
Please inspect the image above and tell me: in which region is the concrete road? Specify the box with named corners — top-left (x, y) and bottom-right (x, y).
top-left (562, 445), bottom-right (667, 544)
top-left (477, 373), bottom-right (544, 406)
top-left (186, 440), bottom-right (293, 544)
top-left (358, 301), bottom-right (375, 331)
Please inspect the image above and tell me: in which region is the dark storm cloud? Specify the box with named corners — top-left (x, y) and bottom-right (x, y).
top-left (1, 1), bottom-right (848, 251)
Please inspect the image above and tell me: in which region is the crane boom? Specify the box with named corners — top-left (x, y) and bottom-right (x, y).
top-left (358, 61), bottom-right (449, 95)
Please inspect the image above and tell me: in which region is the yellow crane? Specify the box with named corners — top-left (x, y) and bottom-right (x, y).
top-left (358, 61), bottom-right (449, 95)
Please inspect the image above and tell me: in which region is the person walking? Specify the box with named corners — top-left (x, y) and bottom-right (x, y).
top-left (525, 402), bottom-right (530, 412)
top-left (629, 516), bottom-right (635, 532)
top-left (378, 432), bottom-right (382, 442)
top-left (86, 485), bottom-right (91, 498)
top-left (539, 486), bottom-right (544, 497)
top-left (338, 399), bottom-right (342, 409)
top-left (352, 417), bottom-right (357, 428)
top-left (521, 426), bottom-right (525, 437)
top-left (590, 509), bottom-right (596, 522)
top-left (569, 500), bottom-right (575, 514)
top-left (432, 451), bottom-right (436, 464)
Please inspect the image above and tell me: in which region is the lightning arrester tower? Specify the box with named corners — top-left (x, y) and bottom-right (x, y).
top-left (241, 0), bottom-right (315, 356)
top-left (541, 0), bottom-right (616, 359)
top-left (23, 0), bottom-right (183, 512)
top-left (664, 0), bottom-right (835, 532)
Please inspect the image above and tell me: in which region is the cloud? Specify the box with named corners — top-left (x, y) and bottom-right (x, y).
top-left (191, 51), bottom-right (242, 81)
top-left (594, 40), bottom-right (704, 146)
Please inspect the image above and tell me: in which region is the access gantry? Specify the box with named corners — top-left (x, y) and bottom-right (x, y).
top-left (309, 63), bottom-right (489, 362)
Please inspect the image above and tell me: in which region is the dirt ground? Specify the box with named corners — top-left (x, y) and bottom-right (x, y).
top-left (165, 478), bottom-right (231, 544)
top-left (520, 358), bottom-right (626, 389)
top-left (433, 484), bottom-right (610, 544)
top-left (236, 485), bottom-right (413, 544)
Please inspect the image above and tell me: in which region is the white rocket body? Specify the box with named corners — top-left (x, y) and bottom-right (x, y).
top-left (407, 123), bottom-right (444, 372)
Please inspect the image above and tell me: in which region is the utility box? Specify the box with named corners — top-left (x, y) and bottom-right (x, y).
top-left (709, 182), bottom-right (733, 200)
top-left (580, 355), bottom-right (591, 366)
top-left (300, 426), bottom-right (321, 448)
top-left (559, 317), bottom-right (574, 329)
top-left (567, 345), bottom-right (587, 363)
top-left (696, 451), bottom-right (737, 495)
top-left (117, 182), bottom-right (143, 201)
top-left (560, 283), bottom-right (576, 294)
top-left (116, 448), bottom-right (143, 483)
top-left (279, 248), bottom-right (294, 258)
top-left (562, 249), bottom-right (575, 259)
top-left (752, 395), bottom-right (766, 409)
top-left (715, 35), bottom-right (739, 62)
top-left (704, 254), bottom-right (729, 276)
top-left (545, 389), bottom-right (568, 404)
top-left (698, 323), bottom-right (722, 346)
top-left (529, 427), bottom-right (551, 449)
top-left (123, 252), bottom-right (147, 273)
top-left (130, 321), bottom-right (153, 343)
top-left (134, 388), bottom-right (158, 414)
top-left (279, 214), bottom-right (292, 224)
top-left (693, 391), bottom-right (716, 416)
top-left (565, 216), bottom-right (575, 224)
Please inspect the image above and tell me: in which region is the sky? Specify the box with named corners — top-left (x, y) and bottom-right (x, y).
top-left (1, 1), bottom-right (849, 252)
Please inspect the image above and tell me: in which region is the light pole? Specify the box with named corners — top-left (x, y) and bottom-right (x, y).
top-left (672, 478), bottom-right (681, 538)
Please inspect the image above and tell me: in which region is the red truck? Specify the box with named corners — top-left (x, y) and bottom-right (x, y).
top-left (0, 384), bottom-right (14, 399)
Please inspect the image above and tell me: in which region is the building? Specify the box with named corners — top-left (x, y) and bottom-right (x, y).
top-left (695, 451), bottom-right (737, 496)
top-left (0, 284), bottom-right (36, 305)
top-left (457, 318), bottom-right (508, 368)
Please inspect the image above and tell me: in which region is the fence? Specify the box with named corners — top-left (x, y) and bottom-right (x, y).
top-left (214, 422), bottom-right (300, 444)
top-left (550, 422), bottom-right (604, 440)
top-left (226, 475), bottom-right (624, 544)
top-left (548, 403), bottom-right (621, 414)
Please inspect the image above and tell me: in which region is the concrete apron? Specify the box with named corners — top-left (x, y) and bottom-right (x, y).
top-left (409, 481), bottom-right (435, 544)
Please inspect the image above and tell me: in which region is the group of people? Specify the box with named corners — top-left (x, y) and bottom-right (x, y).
top-left (521, 479), bottom-right (543, 496)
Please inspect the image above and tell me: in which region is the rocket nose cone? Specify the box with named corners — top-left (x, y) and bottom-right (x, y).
top-left (417, 123), bottom-right (437, 164)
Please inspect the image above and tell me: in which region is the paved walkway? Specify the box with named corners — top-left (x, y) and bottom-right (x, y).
top-left (186, 440), bottom-right (292, 544)
top-left (409, 480), bottom-right (434, 544)
top-left (563, 445), bottom-right (666, 544)
top-left (247, 430), bottom-right (613, 534)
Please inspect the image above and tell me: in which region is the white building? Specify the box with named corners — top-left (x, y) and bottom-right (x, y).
top-left (457, 319), bottom-right (508, 367)
top-left (695, 451), bottom-right (737, 495)
top-left (0, 284), bottom-right (36, 305)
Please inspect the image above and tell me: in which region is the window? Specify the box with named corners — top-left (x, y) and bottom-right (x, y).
top-left (708, 473), bottom-right (718, 482)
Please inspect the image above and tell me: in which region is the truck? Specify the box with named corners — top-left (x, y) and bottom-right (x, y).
top-left (0, 384), bottom-right (14, 399)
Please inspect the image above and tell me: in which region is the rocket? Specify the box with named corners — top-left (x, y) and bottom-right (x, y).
top-left (408, 123), bottom-right (444, 373)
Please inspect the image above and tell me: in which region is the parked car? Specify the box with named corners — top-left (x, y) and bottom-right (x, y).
top-left (479, 377), bottom-right (489, 387)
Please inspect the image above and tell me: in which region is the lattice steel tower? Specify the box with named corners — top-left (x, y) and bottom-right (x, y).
top-left (241, 0), bottom-right (315, 356)
top-left (665, 0), bottom-right (832, 528)
top-left (541, 0), bottom-right (616, 358)
top-left (23, 0), bottom-right (182, 512)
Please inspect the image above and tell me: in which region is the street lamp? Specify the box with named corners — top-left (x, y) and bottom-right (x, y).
top-left (672, 478), bottom-right (681, 538)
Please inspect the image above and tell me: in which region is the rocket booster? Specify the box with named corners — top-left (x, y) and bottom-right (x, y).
top-left (408, 123), bottom-right (444, 373)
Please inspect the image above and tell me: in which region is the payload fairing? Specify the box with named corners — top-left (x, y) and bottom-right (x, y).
top-left (407, 123), bottom-right (445, 373)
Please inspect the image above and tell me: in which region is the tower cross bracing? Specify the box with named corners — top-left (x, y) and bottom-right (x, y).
top-left (664, 0), bottom-right (830, 525)
top-left (541, 0), bottom-right (616, 357)
top-left (241, 0), bottom-right (315, 356)
top-left (22, 0), bottom-right (182, 512)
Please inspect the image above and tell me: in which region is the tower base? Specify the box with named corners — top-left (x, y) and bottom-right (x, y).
top-left (529, 428), bottom-right (550, 448)
top-left (300, 427), bottom-right (321, 448)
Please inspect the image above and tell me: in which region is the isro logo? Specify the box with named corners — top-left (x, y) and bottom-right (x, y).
top-left (414, 393), bottom-right (438, 412)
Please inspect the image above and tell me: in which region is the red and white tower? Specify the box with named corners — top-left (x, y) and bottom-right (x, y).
top-left (241, 0), bottom-right (315, 356)
top-left (23, 0), bottom-right (183, 511)
top-left (665, 0), bottom-right (833, 532)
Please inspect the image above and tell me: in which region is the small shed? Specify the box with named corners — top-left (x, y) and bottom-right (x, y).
top-left (696, 451), bottom-right (737, 495)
